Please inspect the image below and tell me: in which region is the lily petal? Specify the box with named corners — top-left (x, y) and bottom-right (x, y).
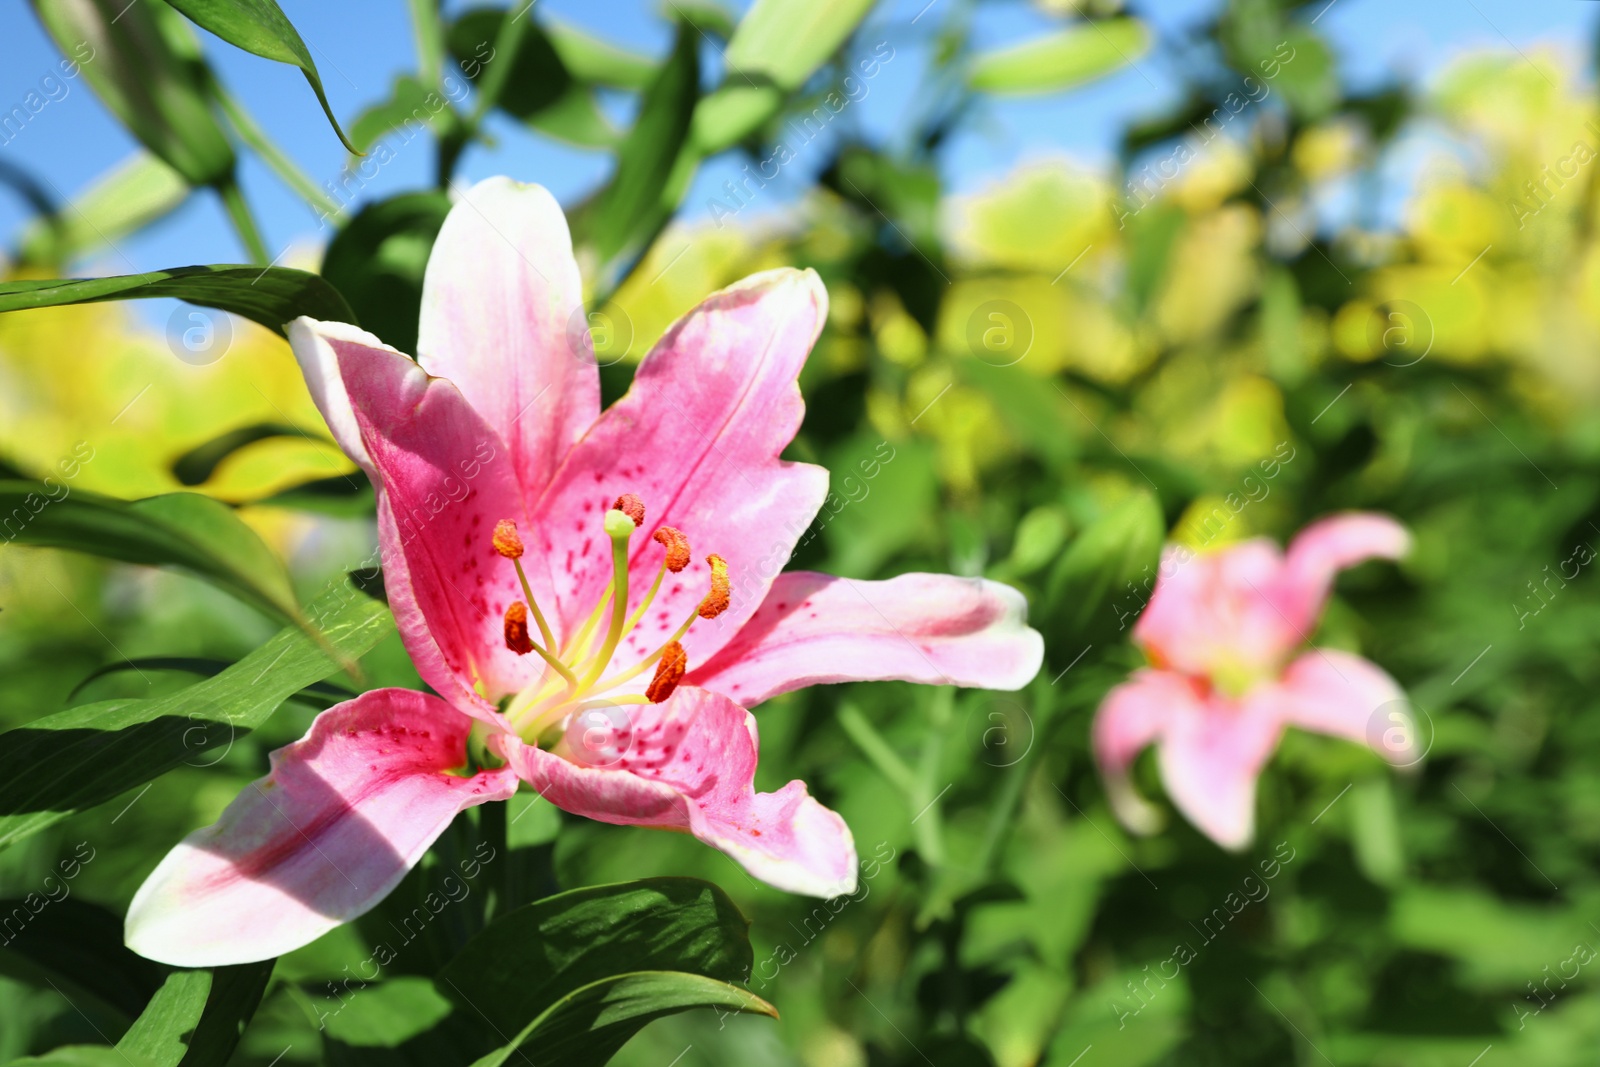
top-left (497, 686), bottom-right (857, 897)
top-left (686, 572), bottom-right (1044, 706)
top-left (1276, 649), bottom-right (1415, 763)
top-left (1280, 512), bottom-right (1410, 626)
top-left (1132, 540), bottom-right (1301, 681)
top-left (532, 269), bottom-right (830, 669)
top-left (289, 318), bottom-right (546, 711)
top-left (125, 690), bottom-right (515, 967)
top-left (1091, 669), bottom-right (1194, 836)
top-left (1157, 685), bottom-right (1284, 851)
top-left (417, 178), bottom-right (599, 498)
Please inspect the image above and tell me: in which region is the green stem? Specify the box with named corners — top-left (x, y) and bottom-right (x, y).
top-left (216, 178), bottom-right (268, 265)
top-left (407, 0), bottom-right (445, 90)
top-left (467, 7), bottom-right (531, 127)
top-left (911, 687), bottom-right (953, 869)
top-left (210, 77), bottom-right (341, 219)
top-left (838, 703), bottom-right (917, 795)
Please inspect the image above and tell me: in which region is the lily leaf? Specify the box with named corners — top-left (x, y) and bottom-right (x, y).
top-left (115, 961), bottom-right (273, 1067)
top-left (0, 266), bottom-right (356, 338)
top-left (467, 972), bottom-right (776, 1067)
top-left (438, 878), bottom-right (767, 1064)
top-left (18, 153), bottom-right (190, 268)
top-left (0, 483), bottom-right (300, 626)
top-left (969, 17), bottom-right (1152, 95)
top-left (1045, 488), bottom-right (1165, 638)
top-left (171, 423), bottom-right (330, 487)
top-left (0, 575), bottom-right (393, 852)
top-left (159, 0), bottom-right (357, 151)
top-left (29, 0), bottom-right (235, 188)
top-left (0, 897), bottom-right (165, 1025)
top-left (545, 20), bottom-right (655, 89)
top-left (320, 192), bottom-right (452, 354)
top-left (68, 656), bottom-right (358, 708)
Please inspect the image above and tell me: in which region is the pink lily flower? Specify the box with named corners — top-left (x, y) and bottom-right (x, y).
top-left (126, 178), bottom-right (1043, 966)
top-left (1092, 513), bottom-right (1413, 850)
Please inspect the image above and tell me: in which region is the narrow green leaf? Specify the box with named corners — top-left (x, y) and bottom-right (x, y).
top-left (1045, 488), bottom-right (1165, 637)
top-left (545, 20), bottom-right (655, 89)
top-left (6, 1048), bottom-right (157, 1067)
top-left (171, 423), bottom-right (329, 487)
top-left (583, 22), bottom-right (699, 269)
top-left (0, 576), bottom-right (393, 852)
top-left (467, 972), bottom-right (776, 1067)
top-left (0, 897), bottom-right (165, 1024)
top-left (159, 0), bottom-right (356, 151)
top-left (970, 18), bottom-right (1151, 95)
top-left (68, 656), bottom-right (358, 707)
top-left (29, 0), bottom-right (235, 187)
top-left (0, 265), bottom-right (355, 338)
top-left (437, 878), bottom-right (756, 1038)
top-left (18, 153), bottom-right (189, 268)
top-left (0, 483), bottom-right (300, 625)
top-left (320, 192), bottom-right (451, 354)
top-left (113, 960), bottom-right (273, 1067)
top-left (347, 75), bottom-right (447, 155)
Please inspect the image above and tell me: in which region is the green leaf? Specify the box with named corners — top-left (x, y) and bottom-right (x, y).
top-left (170, 423), bottom-right (330, 487)
top-left (691, 0), bottom-right (875, 153)
top-left (346, 75), bottom-right (447, 155)
top-left (159, 0), bottom-right (357, 151)
top-left (0, 576), bottom-right (393, 852)
top-left (545, 20), bottom-right (655, 89)
top-left (68, 656), bottom-right (358, 708)
top-left (29, 0), bottom-right (236, 187)
top-left (0, 483), bottom-right (300, 626)
top-left (467, 972), bottom-right (776, 1067)
top-left (116, 962), bottom-right (273, 1067)
top-left (581, 22), bottom-right (699, 271)
top-left (969, 18), bottom-right (1151, 95)
top-left (18, 153), bottom-right (189, 267)
top-left (6, 1048), bottom-right (158, 1067)
top-left (1045, 488), bottom-right (1165, 638)
top-left (0, 265), bottom-right (356, 338)
top-left (446, 10), bottom-right (619, 149)
top-left (438, 878), bottom-right (763, 1063)
top-left (0, 897), bottom-right (165, 1024)
top-left (320, 192), bottom-right (452, 354)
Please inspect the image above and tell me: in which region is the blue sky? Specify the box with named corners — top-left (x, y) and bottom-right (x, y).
top-left (0, 0), bottom-right (1591, 281)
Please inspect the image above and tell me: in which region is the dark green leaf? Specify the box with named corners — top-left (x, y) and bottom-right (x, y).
top-left (254, 473), bottom-right (376, 518)
top-left (581, 22), bottom-right (699, 272)
top-left (0, 576), bottom-right (393, 852)
top-left (437, 878), bottom-right (760, 1062)
top-left (0, 897), bottom-right (165, 1024)
top-left (1045, 488), bottom-right (1164, 638)
top-left (29, 0), bottom-right (235, 187)
top-left (159, 0), bottom-right (357, 151)
top-left (0, 266), bottom-right (355, 338)
top-left (467, 972), bottom-right (776, 1067)
top-left (68, 656), bottom-right (358, 708)
top-left (171, 423), bottom-right (330, 487)
top-left (0, 483), bottom-right (301, 626)
top-left (320, 193), bottom-right (451, 354)
top-left (99, 961), bottom-right (272, 1067)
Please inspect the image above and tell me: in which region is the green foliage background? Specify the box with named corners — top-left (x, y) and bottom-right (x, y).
top-left (2, 1), bottom-right (1598, 1064)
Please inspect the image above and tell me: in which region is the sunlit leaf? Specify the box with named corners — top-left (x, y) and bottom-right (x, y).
top-left (115, 961), bottom-right (273, 1067)
top-left (0, 576), bottom-right (393, 852)
top-left (969, 18), bottom-right (1151, 95)
top-left (159, 0), bottom-right (357, 151)
top-left (18, 153), bottom-right (189, 267)
top-left (0, 266), bottom-right (355, 338)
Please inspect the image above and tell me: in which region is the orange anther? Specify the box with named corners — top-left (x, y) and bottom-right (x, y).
top-left (492, 519), bottom-right (524, 559)
top-left (697, 555), bottom-right (730, 620)
top-left (613, 493), bottom-right (645, 527)
top-left (653, 526), bottom-right (691, 572)
top-left (503, 602), bottom-right (533, 655)
top-left (646, 641), bottom-right (688, 703)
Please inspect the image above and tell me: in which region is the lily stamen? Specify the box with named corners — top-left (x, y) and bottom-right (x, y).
top-left (493, 520), bottom-right (556, 650)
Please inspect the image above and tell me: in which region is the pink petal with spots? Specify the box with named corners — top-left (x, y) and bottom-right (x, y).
top-left (1275, 649), bottom-right (1414, 763)
top-left (417, 178), bottom-right (599, 498)
top-left (529, 269), bottom-right (830, 672)
top-left (686, 572), bottom-right (1043, 705)
top-left (496, 686), bottom-right (857, 897)
top-left (290, 319), bottom-right (550, 711)
top-left (1131, 540), bottom-right (1302, 681)
top-left (125, 690), bottom-right (515, 967)
top-left (1156, 684), bottom-right (1285, 851)
top-left (1280, 512), bottom-right (1410, 627)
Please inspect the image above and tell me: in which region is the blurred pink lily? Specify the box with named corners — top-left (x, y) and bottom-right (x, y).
top-left (126, 177), bottom-right (1042, 966)
top-left (1093, 513), bottom-right (1412, 850)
